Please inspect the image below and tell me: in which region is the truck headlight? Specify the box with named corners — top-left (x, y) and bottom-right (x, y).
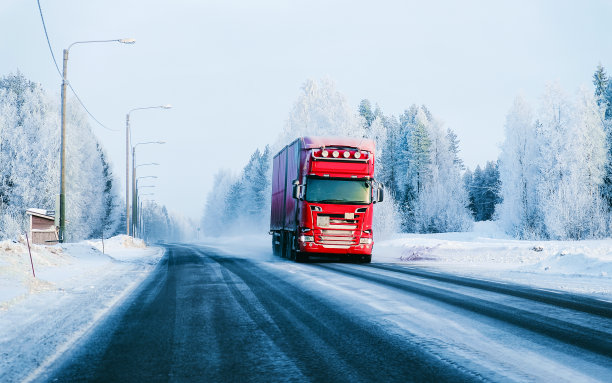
top-left (359, 238), bottom-right (372, 244)
top-left (299, 235), bottom-right (314, 242)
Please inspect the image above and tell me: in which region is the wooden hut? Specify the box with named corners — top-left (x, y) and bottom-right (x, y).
top-left (26, 208), bottom-right (58, 245)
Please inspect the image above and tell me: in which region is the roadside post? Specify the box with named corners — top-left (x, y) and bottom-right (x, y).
top-left (25, 233), bottom-right (36, 278)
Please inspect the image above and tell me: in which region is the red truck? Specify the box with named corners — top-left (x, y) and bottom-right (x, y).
top-left (270, 136), bottom-right (383, 263)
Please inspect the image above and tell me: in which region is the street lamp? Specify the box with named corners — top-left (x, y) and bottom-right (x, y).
top-left (125, 106), bottom-right (171, 236)
top-left (59, 37), bottom-right (135, 242)
top-left (134, 182), bottom-right (156, 237)
top-left (139, 195), bottom-right (155, 239)
top-left (132, 176), bottom-right (157, 236)
top-left (131, 143), bottom-right (164, 236)
top-left (137, 162), bottom-right (160, 168)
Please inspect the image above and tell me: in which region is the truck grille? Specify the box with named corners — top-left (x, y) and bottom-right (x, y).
top-left (316, 230), bottom-right (358, 246)
top-left (314, 213), bottom-right (362, 248)
top-left (317, 214), bottom-right (359, 230)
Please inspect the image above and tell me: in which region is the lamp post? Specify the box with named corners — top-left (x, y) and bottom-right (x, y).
top-left (59, 37), bottom-right (135, 243)
top-left (134, 182), bottom-right (156, 238)
top-left (137, 162), bottom-right (160, 168)
top-left (134, 175), bottom-right (158, 237)
top-left (131, 142), bottom-right (164, 236)
top-left (139, 195), bottom-right (155, 239)
top-left (125, 106), bottom-right (171, 236)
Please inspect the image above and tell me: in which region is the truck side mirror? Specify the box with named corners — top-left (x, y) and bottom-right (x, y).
top-left (377, 186), bottom-right (384, 203)
top-left (292, 180), bottom-right (304, 200)
top-left (372, 182), bottom-right (384, 203)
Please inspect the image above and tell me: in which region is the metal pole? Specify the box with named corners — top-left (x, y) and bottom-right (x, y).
top-left (132, 147), bottom-right (137, 237)
top-left (59, 48), bottom-right (68, 243)
top-left (138, 198), bottom-right (142, 238)
top-left (125, 113), bottom-right (130, 236)
top-left (57, 38), bottom-right (134, 241)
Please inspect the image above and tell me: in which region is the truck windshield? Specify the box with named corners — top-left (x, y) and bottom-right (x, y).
top-left (305, 177), bottom-right (371, 204)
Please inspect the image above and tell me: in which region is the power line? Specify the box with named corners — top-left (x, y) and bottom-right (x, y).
top-left (35, 0), bottom-right (119, 132)
top-left (36, 0), bottom-right (61, 77)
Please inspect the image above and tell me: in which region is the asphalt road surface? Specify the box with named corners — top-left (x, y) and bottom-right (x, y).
top-left (39, 243), bottom-right (612, 382)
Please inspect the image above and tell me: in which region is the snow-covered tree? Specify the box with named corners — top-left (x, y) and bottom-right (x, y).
top-left (201, 169), bottom-right (236, 236)
top-left (412, 111), bottom-right (472, 233)
top-left (446, 128), bottom-right (465, 170)
top-left (499, 84), bottom-right (607, 240)
top-left (548, 87), bottom-right (607, 239)
top-left (593, 65), bottom-right (612, 210)
top-left (0, 72), bottom-right (122, 241)
top-left (276, 78), bottom-right (365, 150)
top-left (359, 99), bottom-right (376, 130)
top-left (497, 95), bottom-right (543, 237)
top-left (465, 162), bottom-right (501, 221)
top-left (377, 114), bottom-right (401, 196)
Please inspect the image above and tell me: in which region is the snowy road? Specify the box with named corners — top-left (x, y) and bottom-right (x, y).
top-left (37, 243), bottom-right (612, 382)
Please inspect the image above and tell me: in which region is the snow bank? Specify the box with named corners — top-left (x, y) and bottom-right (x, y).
top-left (372, 221), bottom-right (612, 298)
top-left (197, 222), bottom-right (612, 299)
top-left (0, 235), bottom-right (163, 382)
top-left (526, 252), bottom-right (612, 277)
top-left (375, 222), bottom-right (612, 275)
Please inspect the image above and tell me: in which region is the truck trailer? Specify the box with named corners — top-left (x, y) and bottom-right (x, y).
top-left (270, 136), bottom-right (383, 263)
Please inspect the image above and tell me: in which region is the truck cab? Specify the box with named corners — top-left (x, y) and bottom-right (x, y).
top-left (270, 137), bottom-right (383, 263)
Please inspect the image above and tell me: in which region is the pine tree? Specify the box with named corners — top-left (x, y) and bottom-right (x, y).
top-left (359, 99), bottom-right (376, 130)
top-left (593, 65), bottom-right (612, 210)
top-left (463, 168), bottom-right (475, 218)
top-left (593, 64), bottom-right (609, 107)
top-left (471, 161), bottom-right (502, 221)
top-left (446, 129), bottom-right (465, 170)
top-left (412, 108), bottom-right (472, 233)
top-left (201, 169), bottom-right (235, 236)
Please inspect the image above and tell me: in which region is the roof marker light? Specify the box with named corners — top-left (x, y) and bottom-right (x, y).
top-left (332, 151), bottom-right (339, 158)
top-left (343, 151), bottom-right (350, 158)
top-left (354, 152), bottom-right (362, 159)
top-left (321, 150), bottom-right (329, 157)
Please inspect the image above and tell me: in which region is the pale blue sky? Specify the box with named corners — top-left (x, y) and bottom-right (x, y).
top-left (1, 0), bottom-right (611, 219)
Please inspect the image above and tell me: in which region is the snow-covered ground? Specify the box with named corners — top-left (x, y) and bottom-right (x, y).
top-left (201, 221), bottom-right (612, 300)
top-left (0, 235), bottom-right (163, 382)
top-left (2, 222), bottom-right (612, 380)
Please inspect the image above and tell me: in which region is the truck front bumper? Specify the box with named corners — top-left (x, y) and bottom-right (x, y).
top-left (298, 241), bottom-right (373, 255)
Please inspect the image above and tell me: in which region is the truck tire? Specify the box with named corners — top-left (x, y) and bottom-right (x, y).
top-left (289, 233), bottom-right (297, 261)
top-left (282, 232), bottom-right (290, 259)
top-left (272, 235), bottom-right (278, 256)
top-left (295, 252), bottom-right (309, 263)
top-left (362, 254), bottom-right (372, 264)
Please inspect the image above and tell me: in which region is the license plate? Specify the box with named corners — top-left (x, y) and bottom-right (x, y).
top-left (317, 216), bottom-right (330, 227)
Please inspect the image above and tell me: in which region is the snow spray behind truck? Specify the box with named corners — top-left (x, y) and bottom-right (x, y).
top-left (270, 136), bottom-right (384, 263)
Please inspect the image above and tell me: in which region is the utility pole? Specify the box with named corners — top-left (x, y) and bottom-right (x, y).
top-left (58, 38), bottom-right (135, 242)
top-left (132, 146), bottom-right (137, 236)
top-left (125, 105), bottom-right (171, 236)
top-left (125, 113), bottom-right (131, 236)
top-left (59, 48), bottom-right (68, 242)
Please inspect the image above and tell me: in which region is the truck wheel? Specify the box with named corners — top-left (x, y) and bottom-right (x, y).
top-left (282, 232), bottom-right (290, 259)
top-left (289, 234), bottom-right (297, 261)
top-left (361, 255), bottom-right (372, 264)
top-left (295, 252), bottom-right (309, 263)
top-left (272, 235), bottom-right (279, 257)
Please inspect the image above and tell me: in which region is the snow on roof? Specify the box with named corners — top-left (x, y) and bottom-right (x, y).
top-left (301, 136), bottom-right (376, 152)
top-left (26, 208), bottom-right (54, 219)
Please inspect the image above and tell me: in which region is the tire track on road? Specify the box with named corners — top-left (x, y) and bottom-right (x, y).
top-left (368, 263), bottom-right (612, 318)
top-left (316, 264), bottom-right (612, 358)
top-left (202, 250), bottom-right (483, 383)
